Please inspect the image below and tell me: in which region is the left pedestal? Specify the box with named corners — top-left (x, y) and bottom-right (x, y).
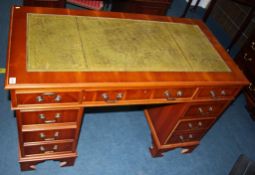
top-left (15, 106), bottom-right (84, 171)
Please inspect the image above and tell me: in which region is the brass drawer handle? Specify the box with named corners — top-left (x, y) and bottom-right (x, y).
top-left (188, 121), bottom-right (203, 129)
top-left (198, 107), bottom-right (204, 114)
top-left (243, 53), bottom-right (253, 62)
top-left (38, 113), bottom-right (61, 123)
top-left (39, 145), bottom-right (58, 153)
top-left (54, 95), bottom-right (62, 102)
top-left (251, 41), bottom-right (255, 51)
top-left (36, 93), bottom-right (62, 103)
top-left (198, 107), bottom-right (213, 115)
top-left (176, 90), bottom-right (184, 97)
top-left (36, 96), bottom-right (44, 102)
top-left (55, 113), bottom-right (61, 119)
top-left (101, 92), bottom-right (123, 103)
top-left (44, 119), bottom-right (56, 123)
top-left (248, 83), bottom-right (255, 92)
top-left (188, 123), bottom-right (193, 128)
top-left (53, 145), bottom-right (58, 151)
top-left (39, 113), bottom-right (45, 120)
top-left (179, 134), bottom-right (193, 142)
top-left (39, 131), bottom-right (59, 141)
top-left (164, 90), bottom-right (176, 101)
top-left (210, 90), bottom-right (216, 99)
top-left (221, 90), bottom-right (226, 96)
top-left (209, 90), bottom-right (227, 99)
top-left (40, 146), bottom-right (45, 152)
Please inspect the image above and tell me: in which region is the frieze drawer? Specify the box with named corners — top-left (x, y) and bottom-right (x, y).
top-left (83, 87), bottom-right (196, 104)
top-left (195, 87), bottom-right (240, 99)
top-left (83, 90), bottom-right (125, 103)
top-left (182, 101), bottom-right (229, 119)
top-left (19, 109), bottom-right (79, 125)
top-left (15, 91), bottom-right (81, 106)
top-left (22, 129), bottom-right (76, 142)
top-left (23, 142), bottom-right (73, 156)
top-left (153, 88), bottom-right (196, 100)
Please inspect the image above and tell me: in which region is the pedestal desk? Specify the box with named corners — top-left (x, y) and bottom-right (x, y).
top-left (5, 6), bottom-right (248, 171)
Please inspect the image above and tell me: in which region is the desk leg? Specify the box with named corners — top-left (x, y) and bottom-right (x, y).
top-left (149, 135), bottom-right (164, 157)
top-left (19, 155), bottom-right (76, 171)
top-left (180, 145), bottom-right (198, 154)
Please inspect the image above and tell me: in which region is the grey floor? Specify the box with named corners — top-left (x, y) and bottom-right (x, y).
top-left (0, 0), bottom-right (255, 175)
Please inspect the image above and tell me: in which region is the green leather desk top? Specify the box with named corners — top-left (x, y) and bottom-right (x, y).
top-left (26, 13), bottom-right (230, 72)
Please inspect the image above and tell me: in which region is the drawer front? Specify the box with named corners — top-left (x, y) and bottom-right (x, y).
top-left (94, 91), bottom-right (125, 103)
top-left (175, 118), bottom-right (215, 131)
top-left (83, 87), bottom-right (195, 104)
top-left (85, 90), bottom-right (152, 102)
top-left (153, 88), bottom-right (196, 100)
top-left (83, 90), bottom-right (125, 102)
top-left (183, 101), bottom-right (229, 119)
top-left (166, 131), bottom-right (205, 144)
top-left (16, 92), bottom-right (80, 106)
top-left (20, 110), bottom-right (78, 125)
top-left (195, 87), bottom-right (239, 99)
top-left (22, 129), bottom-right (76, 142)
top-left (23, 142), bottom-right (73, 156)
top-left (125, 89), bottom-right (152, 100)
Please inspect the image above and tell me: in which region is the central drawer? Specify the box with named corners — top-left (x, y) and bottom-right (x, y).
top-left (83, 87), bottom-right (196, 104)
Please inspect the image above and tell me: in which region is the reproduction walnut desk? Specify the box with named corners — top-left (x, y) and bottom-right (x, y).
top-left (5, 6), bottom-right (248, 171)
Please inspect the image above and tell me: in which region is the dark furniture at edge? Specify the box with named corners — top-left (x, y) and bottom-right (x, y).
top-left (23, 0), bottom-right (172, 16)
top-left (111, 0), bottom-right (172, 15)
top-left (23, 0), bottom-right (66, 8)
top-left (182, 0), bottom-right (255, 53)
top-left (235, 29), bottom-right (255, 120)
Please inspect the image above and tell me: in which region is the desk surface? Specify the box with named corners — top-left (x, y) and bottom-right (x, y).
top-left (26, 13), bottom-right (229, 72)
top-left (5, 6), bottom-right (248, 89)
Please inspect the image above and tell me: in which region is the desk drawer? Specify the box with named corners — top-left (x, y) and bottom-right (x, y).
top-left (23, 142), bottom-right (73, 156)
top-left (195, 87), bottom-right (239, 99)
top-left (83, 87), bottom-right (196, 104)
top-left (153, 88), bottom-right (196, 100)
top-left (175, 118), bottom-right (215, 131)
top-left (23, 129), bottom-right (76, 142)
top-left (83, 90), bottom-right (124, 103)
top-left (183, 101), bottom-right (229, 119)
top-left (83, 89), bottom-right (152, 103)
top-left (166, 131), bottom-right (205, 144)
top-left (19, 109), bottom-right (79, 125)
top-left (16, 91), bottom-right (80, 106)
